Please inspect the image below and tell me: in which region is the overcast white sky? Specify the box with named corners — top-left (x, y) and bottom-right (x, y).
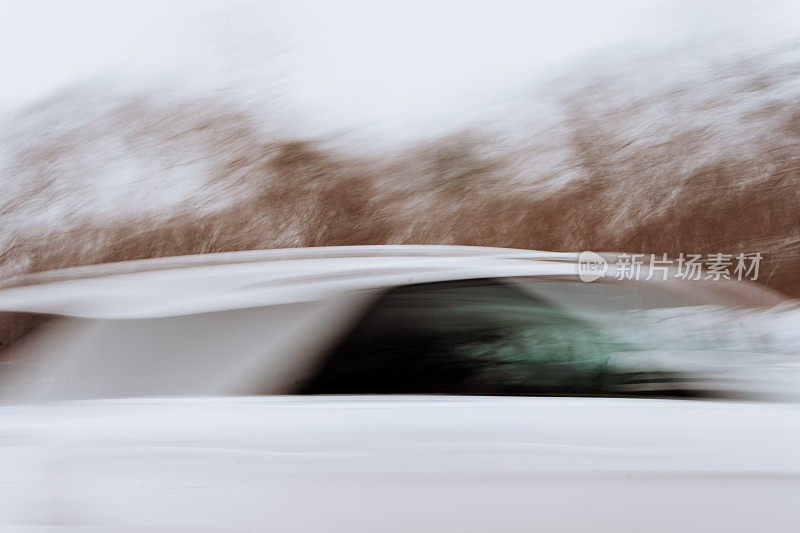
top-left (1, 0), bottom-right (798, 140)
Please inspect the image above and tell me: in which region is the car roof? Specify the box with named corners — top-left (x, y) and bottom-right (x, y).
top-left (0, 245), bottom-right (582, 318)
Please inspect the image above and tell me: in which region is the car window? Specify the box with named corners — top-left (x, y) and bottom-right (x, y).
top-left (300, 278), bottom-right (704, 397)
top-left (301, 277), bottom-right (800, 400)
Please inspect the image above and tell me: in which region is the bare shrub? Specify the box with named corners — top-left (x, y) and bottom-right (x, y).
top-left (0, 41), bottom-right (798, 303)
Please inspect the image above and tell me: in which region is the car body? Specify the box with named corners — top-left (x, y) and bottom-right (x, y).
top-left (0, 245), bottom-right (797, 532)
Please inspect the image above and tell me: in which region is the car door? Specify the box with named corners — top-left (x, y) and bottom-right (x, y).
top-left (1, 396), bottom-right (798, 532)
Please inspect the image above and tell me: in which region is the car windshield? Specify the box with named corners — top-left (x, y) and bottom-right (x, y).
top-left (513, 276), bottom-right (797, 357)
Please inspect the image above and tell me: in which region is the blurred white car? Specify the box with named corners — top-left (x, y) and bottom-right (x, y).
top-left (0, 245), bottom-right (797, 532)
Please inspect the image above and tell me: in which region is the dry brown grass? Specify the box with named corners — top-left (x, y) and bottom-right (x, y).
top-left (0, 44), bottom-right (798, 315)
